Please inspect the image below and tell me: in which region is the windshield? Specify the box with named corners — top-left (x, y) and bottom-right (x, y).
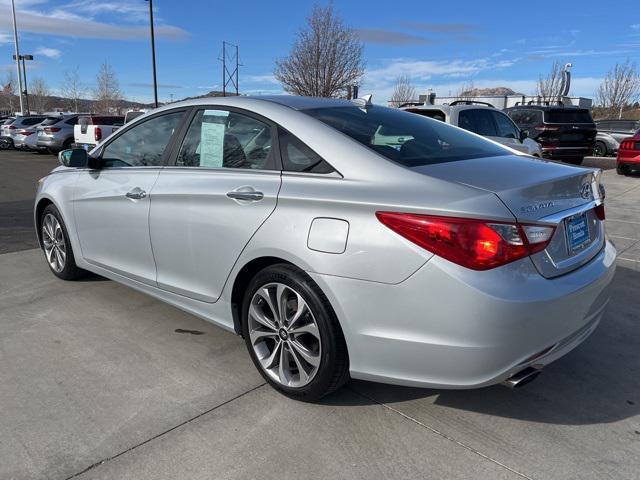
top-left (303, 105), bottom-right (508, 167)
top-left (544, 109), bottom-right (593, 124)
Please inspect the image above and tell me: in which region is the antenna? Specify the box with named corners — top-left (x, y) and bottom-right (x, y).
top-left (219, 41), bottom-right (242, 96)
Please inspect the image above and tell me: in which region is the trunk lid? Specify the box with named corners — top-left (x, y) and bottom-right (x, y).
top-left (413, 155), bottom-right (605, 277)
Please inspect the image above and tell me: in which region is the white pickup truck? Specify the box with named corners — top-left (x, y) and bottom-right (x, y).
top-left (73, 115), bottom-right (124, 150)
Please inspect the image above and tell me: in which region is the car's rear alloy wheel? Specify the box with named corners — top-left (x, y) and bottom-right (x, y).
top-left (594, 141), bottom-right (607, 157)
top-left (40, 204), bottom-right (86, 280)
top-left (248, 282), bottom-right (321, 388)
top-left (242, 264), bottom-right (349, 401)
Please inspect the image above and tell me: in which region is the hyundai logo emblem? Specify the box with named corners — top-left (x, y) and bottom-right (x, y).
top-left (580, 183), bottom-right (592, 200)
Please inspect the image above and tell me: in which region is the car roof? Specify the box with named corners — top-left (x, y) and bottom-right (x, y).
top-left (506, 105), bottom-right (587, 111)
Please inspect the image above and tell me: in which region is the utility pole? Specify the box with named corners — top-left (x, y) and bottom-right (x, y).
top-left (220, 41), bottom-right (240, 97)
top-left (10, 0), bottom-right (24, 115)
top-left (146, 0), bottom-right (158, 108)
top-left (13, 54), bottom-right (33, 114)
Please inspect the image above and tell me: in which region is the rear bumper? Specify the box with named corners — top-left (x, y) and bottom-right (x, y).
top-left (617, 152), bottom-right (640, 165)
top-left (541, 145), bottom-right (594, 159)
top-left (311, 239), bottom-right (616, 389)
top-left (37, 137), bottom-right (64, 149)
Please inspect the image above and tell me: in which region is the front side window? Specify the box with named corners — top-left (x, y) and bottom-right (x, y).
top-left (101, 111), bottom-right (184, 167)
top-left (458, 109), bottom-right (497, 136)
top-left (176, 109), bottom-right (275, 170)
top-left (492, 111), bottom-right (520, 139)
top-left (304, 105), bottom-right (507, 167)
top-left (279, 129), bottom-right (335, 174)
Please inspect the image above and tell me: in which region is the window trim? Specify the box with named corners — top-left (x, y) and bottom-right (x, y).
top-left (94, 108), bottom-right (189, 169)
top-left (277, 126), bottom-right (341, 177)
top-left (165, 105), bottom-right (283, 172)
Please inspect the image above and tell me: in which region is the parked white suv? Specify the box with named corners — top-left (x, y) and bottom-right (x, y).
top-left (73, 115), bottom-right (124, 150)
top-left (400, 101), bottom-right (542, 157)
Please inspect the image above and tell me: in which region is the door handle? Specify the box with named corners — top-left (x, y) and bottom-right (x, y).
top-left (126, 188), bottom-right (147, 200)
top-left (226, 190), bottom-right (264, 202)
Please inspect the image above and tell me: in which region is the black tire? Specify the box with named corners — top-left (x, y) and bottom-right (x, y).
top-left (564, 157), bottom-right (584, 165)
top-left (594, 141), bottom-right (607, 157)
top-left (617, 164), bottom-right (628, 175)
top-left (40, 204), bottom-right (86, 280)
top-left (241, 263), bottom-right (349, 401)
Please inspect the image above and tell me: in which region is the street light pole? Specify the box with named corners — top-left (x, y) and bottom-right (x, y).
top-left (146, 0), bottom-right (158, 108)
top-left (10, 0), bottom-right (25, 115)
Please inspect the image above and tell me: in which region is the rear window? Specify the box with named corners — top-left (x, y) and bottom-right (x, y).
top-left (2, 118), bottom-right (15, 125)
top-left (544, 109), bottom-right (593, 124)
top-left (41, 117), bottom-right (63, 126)
top-left (407, 109), bottom-right (446, 122)
top-left (22, 117), bottom-right (46, 126)
top-left (303, 105), bottom-right (508, 167)
top-left (78, 116), bottom-right (124, 126)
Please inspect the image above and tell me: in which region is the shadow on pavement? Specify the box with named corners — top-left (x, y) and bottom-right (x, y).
top-left (322, 266), bottom-right (639, 427)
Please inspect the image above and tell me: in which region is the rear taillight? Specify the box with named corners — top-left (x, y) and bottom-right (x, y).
top-left (594, 204), bottom-right (605, 221)
top-left (44, 127), bottom-right (61, 134)
top-left (619, 140), bottom-right (636, 151)
top-left (376, 212), bottom-right (555, 271)
top-left (94, 127), bottom-right (102, 142)
top-left (534, 124), bottom-right (559, 131)
top-left (7, 125), bottom-right (16, 130)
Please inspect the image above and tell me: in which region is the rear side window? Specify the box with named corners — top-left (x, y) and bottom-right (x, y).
top-left (304, 105), bottom-right (508, 167)
top-left (458, 109), bottom-right (497, 136)
top-left (278, 128), bottom-right (335, 174)
top-left (544, 109), bottom-right (593, 124)
top-left (3, 118), bottom-right (15, 125)
top-left (64, 117), bottom-right (79, 125)
top-left (508, 110), bottom-right (542, 126)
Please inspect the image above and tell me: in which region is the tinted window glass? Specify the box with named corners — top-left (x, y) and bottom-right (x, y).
top-left (177, 109), bottom-right (275, 170)
top-left (491, 111), bottom-right (519, 139)
top-left (64, 117), bottom-right (79, 125)
top-left (2, 118), bottom-right (15, 125)
top-left (23, 117), bottom-right (45, 126)
top-left (508, 110), bottom-right (541, 126)
top-left (544, 109), bottom-right (593, 123)
top-left (125, 111), bottom-right (145, 123)
top-left (304, 105), bottom-right (507, 167)
top-left (279, 128), bottom-right (334, 174)
top-left (41, 117), bottom-right (62, 126)
top-left (101, 111), bottom-right (184, 167)
top-left (458, 109), bottom-right (497, 136)
top-left (78, 117), bottom-right (91, 127)
top-left (407, 109), bottom-right (446, 122)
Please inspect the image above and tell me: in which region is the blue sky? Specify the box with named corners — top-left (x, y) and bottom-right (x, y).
top-left (1, 0), bottom-right (639, 104)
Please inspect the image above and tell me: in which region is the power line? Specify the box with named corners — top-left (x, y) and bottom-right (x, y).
top-left (218, 41), bottom-right (242, 96)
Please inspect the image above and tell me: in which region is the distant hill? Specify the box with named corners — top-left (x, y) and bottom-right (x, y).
top-left (458, 87), bottom-right (523, 97)
top-left (0, 90), bottom-right (236, 115)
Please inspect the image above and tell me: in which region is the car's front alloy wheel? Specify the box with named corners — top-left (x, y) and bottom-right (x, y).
top-left (40, 204), bottom-right (86, 280)
top-left (242, 264), bottom-right (349, 401)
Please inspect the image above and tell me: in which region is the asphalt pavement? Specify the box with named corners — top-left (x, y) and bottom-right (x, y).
top-left (1, 149), bottom-right (639, 480)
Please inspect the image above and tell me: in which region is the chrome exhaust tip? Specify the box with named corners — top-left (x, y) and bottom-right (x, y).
top-left (502, 367), bottom-right (541, 389)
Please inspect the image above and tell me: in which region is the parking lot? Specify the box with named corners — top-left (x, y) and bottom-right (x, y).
top-left (1, 149), bottom-right (638, 480)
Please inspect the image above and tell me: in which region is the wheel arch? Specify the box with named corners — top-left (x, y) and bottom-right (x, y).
top-left (34, 197), bottom-right (55, 248)
top-left (230, 256), bottom-right (297, 336)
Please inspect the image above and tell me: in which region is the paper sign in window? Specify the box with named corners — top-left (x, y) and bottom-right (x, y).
top-left (199, 110), bottom-right (229, 168)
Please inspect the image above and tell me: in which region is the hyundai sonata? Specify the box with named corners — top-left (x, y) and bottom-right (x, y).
top-left (35, 96), bottom-right (616, 400)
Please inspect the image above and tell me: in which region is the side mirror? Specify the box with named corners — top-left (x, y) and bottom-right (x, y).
top-left (87, 155), bottom-right (104, 170)
top-left (58, 148), bottom-right (89, 168)
top-left (519, 129), bottom-right (528, 142)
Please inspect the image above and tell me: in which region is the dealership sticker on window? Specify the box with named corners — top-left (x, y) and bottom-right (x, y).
top-left (200, 110), bottom-right (229, 168)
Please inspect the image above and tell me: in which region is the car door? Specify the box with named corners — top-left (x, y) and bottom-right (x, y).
top-left (490, 110), bottom-right (528, 153)
top-left (73, 110), bottom-right (186, 285)
top-left (149, 107), bottom-right (282, 302)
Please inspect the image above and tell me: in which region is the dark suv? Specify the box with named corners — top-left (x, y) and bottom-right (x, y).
top-left (505, 106), bottom-right (596, 165)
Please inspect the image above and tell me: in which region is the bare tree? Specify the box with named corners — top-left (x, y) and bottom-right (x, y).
top-left (274, 4), bottom-right (365, 98)
top-left (1, 70), bottom-right (18, 114)
top-left (455, 80), bottom-right (476, 102)
top-left (30, 77), bottom-right (51, 113)
top-left (536, 61), bottom-right (564, 102)
top-left (93, 62), bottom-right (122, 113)
top-left (389, 75), bottom-right (417, 107)
top-left (60, 67), bottom-right (84, 112)
top-left (595, 60), bottom-right (640, 119)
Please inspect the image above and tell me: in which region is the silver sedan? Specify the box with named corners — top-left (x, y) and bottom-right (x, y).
top-left (34, 96), bottom-right (616, 400)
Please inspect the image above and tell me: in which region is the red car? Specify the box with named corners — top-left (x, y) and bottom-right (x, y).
top-left (617, 131), bottom-right (640, 175)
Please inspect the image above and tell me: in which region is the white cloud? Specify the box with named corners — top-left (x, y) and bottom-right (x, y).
top-left (0, 0), bottom-right (188, 41)
top-left (35, 47), bottom-right (61, 59)
top-left (631, 24), bottom-right (640, 29)
top-left (244, 74), bottom-right (279, 85)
